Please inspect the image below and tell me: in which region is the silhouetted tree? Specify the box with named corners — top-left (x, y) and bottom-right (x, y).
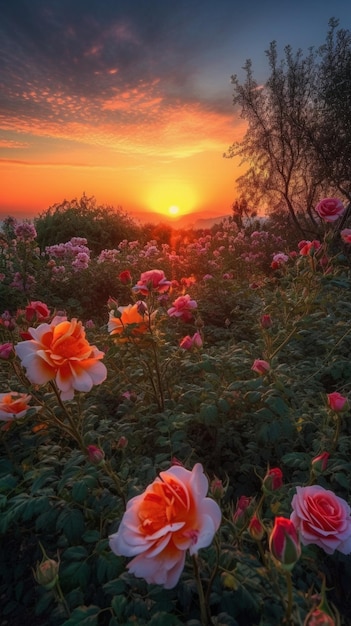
top-left (226, 19), bottom-right (351, 235)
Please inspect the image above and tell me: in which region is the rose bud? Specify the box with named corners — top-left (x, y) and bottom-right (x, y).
top-left (34, 558), bottom-right (59, 590)
top-left (262, 467), bottom-right (283, 494)
top-left (269, 517), bottom-right (301, 570)
top-left (311, 452), bottom-right (329, 475)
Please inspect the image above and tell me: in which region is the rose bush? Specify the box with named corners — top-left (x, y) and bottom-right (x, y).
top-left (109, 463), bottom-right (221, 589)
top-left (291, 485), bottom-right (351, 555)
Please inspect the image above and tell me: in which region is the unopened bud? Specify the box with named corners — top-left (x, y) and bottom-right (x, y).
top-left (34, 558), bottom-right (59, 590)
top-left (86, 445), bottom-right (105, 465)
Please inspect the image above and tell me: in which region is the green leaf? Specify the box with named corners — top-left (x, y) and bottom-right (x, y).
top-left (111, 595), bottom-right (127, 620)
top-left (264, 394), bottom-right (289, 417)
top-left (148, 613), bottom-right (183, 626)
top-left (62, 546), bottom-right (89, 561)
top-left (61, 561), bottom-right (90, 589)
top-left (199, 403), bottom-right (218, 424)
top-left (62, 605), bottom-right (100, 626)
top-left (72, 480), bottom-right (89, 503)
top-left (57, 508), bottom-right (85, 542)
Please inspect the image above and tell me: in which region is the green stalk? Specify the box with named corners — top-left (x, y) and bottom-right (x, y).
top-left (192, 554), bottom-right (212, 626)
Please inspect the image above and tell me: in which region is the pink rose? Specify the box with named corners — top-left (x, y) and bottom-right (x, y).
top-left (167, 294), bottom-right (198, 322)
top-left (133, 270), bottom-right (171, 295)
top-left (109, 463), bottom-right (221, 589)
top-left (327, 391), bottom-right (348, 412)
top-left (315, 198), bottom-right (345, 223)
top-left (251, 359), bottom-right (270, 375)
top-left (341, 228), bottom-right (351, 244)
top-left (298, 240), bottom-right (321, 256)
top-left (0, 342), bottom-right (14, 360)
top-left (179, 332), bottom-right (203, 350)
top-left (25, 301), bottom-right (50, 323)
top-left (291, 485), bottom-right (351, 555)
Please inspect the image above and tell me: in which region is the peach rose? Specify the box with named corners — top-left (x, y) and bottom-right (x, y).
top-left (109, 463), bottom-right (221, 589)
top-left (291, 485), bottom-right (351, 555)
top-left (15, 317), bottom-right (107, 401)
top-left (108, 303), bottom-right (152, 342)
top-left (314, 198), bottom-right (345, 223)
top-left (0, 392), bottom-right (34, 421)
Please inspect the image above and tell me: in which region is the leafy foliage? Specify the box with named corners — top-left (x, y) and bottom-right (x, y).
top-left (1, 213), bottom-right (351, 625)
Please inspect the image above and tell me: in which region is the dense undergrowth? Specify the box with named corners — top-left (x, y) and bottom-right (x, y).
top-left (1, 210), bottom-right (351, 625)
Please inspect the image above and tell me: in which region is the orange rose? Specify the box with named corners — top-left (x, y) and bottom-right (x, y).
top-left (0, 392), bottom-right (33, 421)
top-left (109, 463), bottom-right (221, 588)
top-left (108, 303), bottom-right (152, 342)
top-left (15, 317), bottom-right (107, 401)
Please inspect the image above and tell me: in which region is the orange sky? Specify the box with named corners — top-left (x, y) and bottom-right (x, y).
top-left (0, 103), bottom-right (246, 223)
top-left (1, 1), bottom-right (350, 224)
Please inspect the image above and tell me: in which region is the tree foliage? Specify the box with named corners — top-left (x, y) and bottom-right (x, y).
top-left (226, 19), bottom-right (351, 235)
top-left (34, 194), bottom-right (141, 254)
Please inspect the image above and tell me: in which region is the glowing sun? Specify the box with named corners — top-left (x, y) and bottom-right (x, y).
top-left (168, 205), bottom-right (180, 216)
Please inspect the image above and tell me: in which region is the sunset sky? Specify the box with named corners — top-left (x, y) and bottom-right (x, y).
top-left (1, 1), bottom-right (351, 224)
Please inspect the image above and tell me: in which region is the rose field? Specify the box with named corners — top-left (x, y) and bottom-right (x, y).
top-left (1, 200), bottom-right (351, 626)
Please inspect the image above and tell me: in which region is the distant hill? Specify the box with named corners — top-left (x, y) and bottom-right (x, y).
top-left (131, 210), bottom-right (231, 230)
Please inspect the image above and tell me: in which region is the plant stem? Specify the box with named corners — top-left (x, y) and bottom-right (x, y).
top-left (192, 554), bottom-right (212, 626)
top-left (331, 414), bottom-right (341, 451)
top-left (285, 570), bottom-right (293, 625)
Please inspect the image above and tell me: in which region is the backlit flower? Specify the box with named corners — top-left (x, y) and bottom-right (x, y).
top-left (179, 332), bottom-right (203, 350)
top-left (315, 198), bottom-right (345, 223)
top-left (109, 463), bottom-right (221, 589)
top-left (132, 269), bottom-right (171, 295)
top-left (108, 303), bottom-right (152, 342)
top-left (0, 392), bottom-right (33, 421)
top-left (25, 300), bottom-right (50, 323)
top-left (15, 317), bottom-right (107, 401)
top-left (167, 294), bottom-right (198, 322)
